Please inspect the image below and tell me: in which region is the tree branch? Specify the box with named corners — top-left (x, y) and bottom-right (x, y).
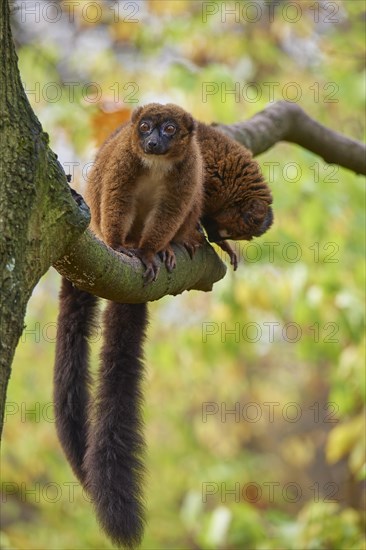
top-left (53, 229), bottom-right (227, 303)
top-left (216, 100), bottom-right (366, 175)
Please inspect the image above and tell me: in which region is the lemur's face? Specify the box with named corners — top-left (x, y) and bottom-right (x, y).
top-left (131, 103), bottom-right (195, 160)
top-left (203, 201), bottom-right (274, 242)
top-left (137, 118), bottom-right (179, 156)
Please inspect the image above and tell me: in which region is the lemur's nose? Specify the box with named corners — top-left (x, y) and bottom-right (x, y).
top-left (147, 139), bottom-right (158, 150)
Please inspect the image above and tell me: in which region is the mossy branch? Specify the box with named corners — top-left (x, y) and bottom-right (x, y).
top-left (53, 229), bottom-right (227, 303)
top-left (217, 100), bottom-right (366, 175)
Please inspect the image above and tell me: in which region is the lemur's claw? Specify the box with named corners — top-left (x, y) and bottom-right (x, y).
top-left (183, 242), bottom-right (200, 259)
top-left (115, 245), bottom-right (134, 258)
top-left (159, 246), bottom-right (176, 272)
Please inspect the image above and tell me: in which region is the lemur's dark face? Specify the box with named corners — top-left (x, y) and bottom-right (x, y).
top-left (131, 103), bottom-right (195, 161)
top-left (203, 201), bottom-right (274, 243)
top-left (137, 118), bottom-right (178, 156)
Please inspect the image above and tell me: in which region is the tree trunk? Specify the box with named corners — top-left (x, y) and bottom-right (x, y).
top-left (0, 0), bottom-right (89, 438)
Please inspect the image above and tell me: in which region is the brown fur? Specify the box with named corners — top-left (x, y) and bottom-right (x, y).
top-left (197, 122), bottom-right (273, 268)
top-left (86, 103), bottom-right (204, 276)
top-left (54, 105), bottom-right (273, 548)
top-left (54, 104), bottom-right (205, 549)
top-left (87, 113), bottom-right (273, 272)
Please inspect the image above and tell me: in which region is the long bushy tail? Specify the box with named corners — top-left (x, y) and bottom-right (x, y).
top-left (54, 277), bottom-right (99, 485)
top-left (84, 301), bottom-right (148, 549)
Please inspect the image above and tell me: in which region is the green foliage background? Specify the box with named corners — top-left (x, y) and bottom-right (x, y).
top-left (2, 1), bottom-right (365, 549)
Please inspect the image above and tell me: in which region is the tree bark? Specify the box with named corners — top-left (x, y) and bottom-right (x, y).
top-left (0, 0), bottom-right (89, 437)
top-left (53, 229), bottom-right (226, 303)
top-left (217, 100), bottom-right (366, 175)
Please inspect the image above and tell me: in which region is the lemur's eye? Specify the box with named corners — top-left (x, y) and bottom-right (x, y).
top-left (139, 121), bottom-right (151, 133)
top-left (164, 124), bottom-right (176, 136)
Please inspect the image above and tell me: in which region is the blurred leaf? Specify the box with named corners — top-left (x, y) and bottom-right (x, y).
top-left (326, 413), bottom-right (365, 469)
top-left (91, 106), bottom-right (132, 146)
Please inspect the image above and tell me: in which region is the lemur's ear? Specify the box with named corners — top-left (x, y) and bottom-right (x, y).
top-left (184, 112), bottom-right (196, 133)
top-left (131, 106), bottom-right (143, 123)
